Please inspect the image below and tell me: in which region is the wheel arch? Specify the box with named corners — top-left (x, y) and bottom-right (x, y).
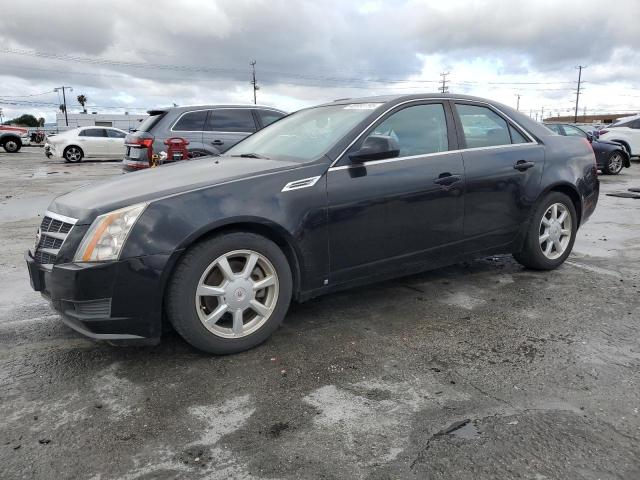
top-left (160, 219), bottom-right (303, 305)
top-left (63, 144), bottom-right (84, 158)
top-left (610, 139), bottom-right (631, 156)
top-left (514, 182), bottom-right (582, 253)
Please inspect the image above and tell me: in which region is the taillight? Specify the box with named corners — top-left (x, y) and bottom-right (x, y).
top-left (138, 138), bottom-right (153, 148)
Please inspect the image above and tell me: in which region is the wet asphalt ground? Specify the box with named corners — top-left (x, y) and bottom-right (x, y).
top-left (1, 148), bottom-right (639, 480)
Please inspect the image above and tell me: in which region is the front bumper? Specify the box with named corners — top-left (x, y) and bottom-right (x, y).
top-left (25, 250), bottom-right (171, 343)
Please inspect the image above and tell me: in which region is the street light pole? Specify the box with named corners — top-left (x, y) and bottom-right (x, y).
top-left (54, 86), bottom-right (73, 126)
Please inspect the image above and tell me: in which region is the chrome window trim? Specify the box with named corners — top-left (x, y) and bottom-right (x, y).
top-left (170, 107), bottom-right (262, 134)
top-left (327, 143), bottom-right (538, 171)
top-left (44, 211), bottom-right (78, 225)
top-left (329, 97), bottom-right (538, 168)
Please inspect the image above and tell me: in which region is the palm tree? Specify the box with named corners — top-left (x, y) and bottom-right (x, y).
top-left (77, 94), bottom-right (87, 113)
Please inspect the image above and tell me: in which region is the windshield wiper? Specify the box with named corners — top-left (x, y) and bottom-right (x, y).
top-left (231, 153), bottom-right (269, 159)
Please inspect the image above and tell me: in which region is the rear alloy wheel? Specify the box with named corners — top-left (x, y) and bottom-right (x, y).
top-left (167, 232), bottom-right (292, 354)
top-left (3, 138), bottom-right (21, 153)
top-left (513, 192), bottom-right (577, 270)
top-left (603, 151), bottom-right (624, 175)
top-left (64, 146), bottom-right (83, 163)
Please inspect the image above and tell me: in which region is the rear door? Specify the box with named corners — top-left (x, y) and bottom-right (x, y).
top-left (77, 128), bottom-right (109, 156)
top-left (203, 108), bottom-right (257, 153)
top-left (452, 102), bottom-right (544, 249)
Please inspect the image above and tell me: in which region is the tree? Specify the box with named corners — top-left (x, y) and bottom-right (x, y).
top-left (38, 117), bottom-right (46, 127)
top-left (59, 104), bottom-right (66, 113)
top-left (77, 94), bottom-right (87, 113)
top-left (4, 114), bottom-right (40, 127)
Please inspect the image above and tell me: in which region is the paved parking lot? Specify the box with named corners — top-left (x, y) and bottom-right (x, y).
top-left (1, 148), bottom-right (639, 479)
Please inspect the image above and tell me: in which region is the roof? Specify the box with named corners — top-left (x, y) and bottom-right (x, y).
top-left (320, 93), bottom-right (552, 140)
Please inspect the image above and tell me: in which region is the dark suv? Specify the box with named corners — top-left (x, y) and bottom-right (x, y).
top-left (122, 105), bottom-right (286, 172)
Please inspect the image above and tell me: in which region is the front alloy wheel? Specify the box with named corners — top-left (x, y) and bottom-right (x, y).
top-left (4, 139), bottom-right (21, 153)
top-left (167, 232), bottom-right (292, 354)
top-left (195, 250), bottom-right (279, 338)
top-left (64, 146), bottom-right (83, 162)
top-left (604, 152), bottom-right (624, 175)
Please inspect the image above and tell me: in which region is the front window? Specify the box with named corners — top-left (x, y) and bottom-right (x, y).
top-left (363, 103), bottom-right (448, 157)
top-left (225, 103), bottom-right (382, 162)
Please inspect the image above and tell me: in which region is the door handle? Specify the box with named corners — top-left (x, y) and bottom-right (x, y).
top-left (211, 140), bottom-right (224, 146)
top-left (514, 160), bottom-right (535, 171)
top-left (433, 173), bottom-right (462, 186)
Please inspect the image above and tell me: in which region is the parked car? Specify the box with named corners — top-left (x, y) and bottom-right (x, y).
top-left (598, 114), bottom-right (640, 158)
top-left (44, 127), bottom-right (128, 162)
top-left (0, 126), bottom-right (29, 153)
top-left (26, 94), bottom-right (599, 354)
top-left (545, 123), bottom-right (630, 174)
top-left (121, 105), bottom-right (286, 172)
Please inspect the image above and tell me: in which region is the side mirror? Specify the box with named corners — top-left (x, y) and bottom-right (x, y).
top-left (349, 135), bottom-right (400, 162)
top-left (586, 132), bottom-right (593, 142)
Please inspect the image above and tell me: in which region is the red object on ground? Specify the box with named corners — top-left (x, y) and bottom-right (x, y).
top-left (164, 137), bottom-right (190, 162)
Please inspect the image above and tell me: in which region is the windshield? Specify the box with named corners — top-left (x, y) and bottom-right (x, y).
top-left (225, 103), bottom-right (382, 162)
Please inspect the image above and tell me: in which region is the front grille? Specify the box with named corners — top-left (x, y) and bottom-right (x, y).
top-left (33, 212), bottom-right (77, 266)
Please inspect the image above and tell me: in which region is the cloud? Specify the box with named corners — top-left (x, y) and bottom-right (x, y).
top-left (0, 0), bottom-right (638, 122)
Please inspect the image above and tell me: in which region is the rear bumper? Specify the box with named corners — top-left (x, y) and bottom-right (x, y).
top-left (25, 250), bottom-right (171, 343)
top-left (581, 178), bottom-right (599, 225)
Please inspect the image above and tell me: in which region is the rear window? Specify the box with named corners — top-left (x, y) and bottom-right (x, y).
top-left (205, 109), bottom-right (256, 132)
top-left (136, 112), bottom-right (166, 132)
top-left (173, 110), bottom-right (208, 131)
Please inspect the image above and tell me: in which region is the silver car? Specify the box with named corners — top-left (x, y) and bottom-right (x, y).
top-left (122, 105), bottom-right (286, 172)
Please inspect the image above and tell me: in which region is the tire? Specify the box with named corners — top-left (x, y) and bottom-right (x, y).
top-left (64, 145), bottom-right (83, 163)
top-left (166, 232), bottom-right (292, 354)
top-left (513, 192), bottom-right (577, 270)
top-left (3, 138), bottom-right (21, 153)
top-left (603, 151), bottom-right (624, 175)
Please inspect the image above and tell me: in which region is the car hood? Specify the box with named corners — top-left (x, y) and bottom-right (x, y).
top-left (49, 156), bottom-right (303, 223)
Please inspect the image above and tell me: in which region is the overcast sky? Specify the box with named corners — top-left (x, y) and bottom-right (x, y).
top-left (1, 0), bottom-right (639, 124)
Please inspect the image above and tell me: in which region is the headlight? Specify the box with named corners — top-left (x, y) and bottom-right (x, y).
top-left (74, 203), bottom-right (147, 262)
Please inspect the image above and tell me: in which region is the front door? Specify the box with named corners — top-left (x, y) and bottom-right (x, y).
top-left (78, 128), bottom-right (109, 157)
top-left (452, 102), bottom-right (544, 249)
top-left (327, 101), bottom-right (465, 285)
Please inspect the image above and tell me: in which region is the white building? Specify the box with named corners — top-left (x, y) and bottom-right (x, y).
top-left (55, 112), bottom-right (148, 132)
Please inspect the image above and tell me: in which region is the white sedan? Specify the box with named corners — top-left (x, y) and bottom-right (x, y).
top-left (45, 127), bottom-right (127, 162)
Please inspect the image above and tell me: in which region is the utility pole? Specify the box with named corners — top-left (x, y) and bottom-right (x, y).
top-left (516, 94), bottom-right (521, 111)
top-left (574, 66), bottom-right (586, 123)
top-left (250, 60), bottom-right (259, 105)
top-left (54, 86), bottom-right (73, 126)
top-left (541, 106), bottom-right (545, 121)
top-left (0, 108), bottom-right (3, 124)
top-left (583, 106), bottom-right (587, 121)
top-left (439, 72), bottom-right (449, 94)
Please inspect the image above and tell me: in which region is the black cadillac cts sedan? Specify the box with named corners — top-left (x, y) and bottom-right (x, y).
top-left (26, 94), bottom-right (599, 354)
